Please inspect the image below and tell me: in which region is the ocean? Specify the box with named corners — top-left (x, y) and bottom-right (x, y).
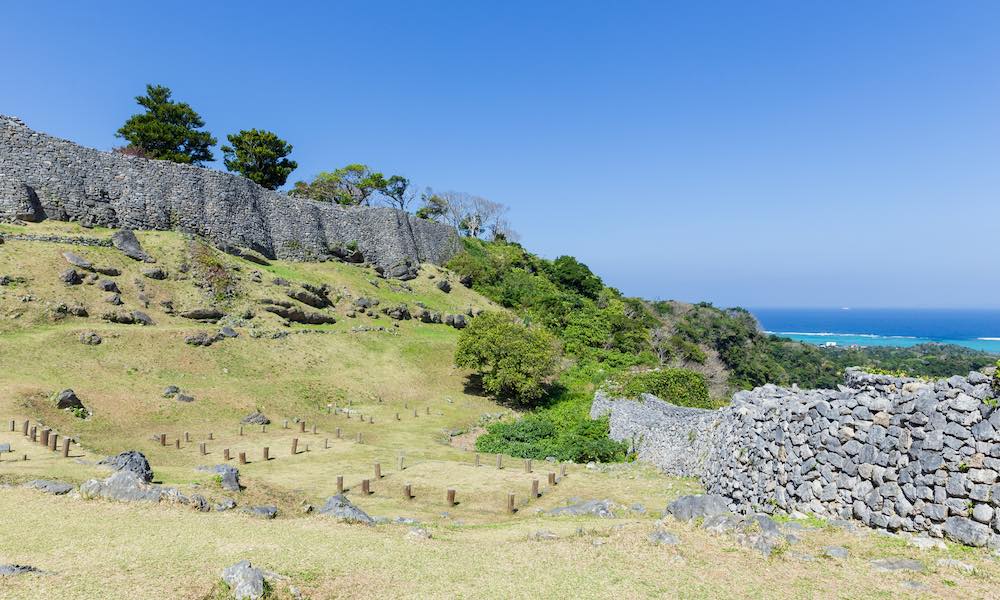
top-left (749, 308), bottom-right (1000, 354)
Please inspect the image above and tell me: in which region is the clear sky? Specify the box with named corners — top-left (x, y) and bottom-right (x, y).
top-left (3, 2), bottom-right (999, 308)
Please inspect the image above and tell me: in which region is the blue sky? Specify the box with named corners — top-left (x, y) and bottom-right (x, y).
top-left (3, 2), bottom-right (999, 308)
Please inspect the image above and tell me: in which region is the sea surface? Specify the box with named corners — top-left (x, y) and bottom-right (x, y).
top-left (749, 308), bottom-right (1000, 354)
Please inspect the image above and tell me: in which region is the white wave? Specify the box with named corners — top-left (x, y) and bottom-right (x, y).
top-left (767, 331), bottom-right (918, 340)
top-left (977, 337), bottom-right (1000, 341)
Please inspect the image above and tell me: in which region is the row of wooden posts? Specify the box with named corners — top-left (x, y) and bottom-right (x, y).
top-left (7, 419), bottom-right (74, 459)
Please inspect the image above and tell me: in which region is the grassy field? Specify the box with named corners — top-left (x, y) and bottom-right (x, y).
top-left (1, 223), bottom-right (999, 598)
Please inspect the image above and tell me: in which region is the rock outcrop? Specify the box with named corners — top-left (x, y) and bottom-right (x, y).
top-left (0, 115), bottom-right (461, 270)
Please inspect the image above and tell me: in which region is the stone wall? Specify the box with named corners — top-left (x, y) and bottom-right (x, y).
top-left (593, 368), bottom-right (1000, 546)
top-left (0, 115), bottom-right (461, 269)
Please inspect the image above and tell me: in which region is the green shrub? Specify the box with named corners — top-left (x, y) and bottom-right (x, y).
top-left (619, 368), bottom-right (713, 409)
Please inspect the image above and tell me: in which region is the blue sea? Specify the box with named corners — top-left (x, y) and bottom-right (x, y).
top-left (750, 308), bottom-right (1000, 354)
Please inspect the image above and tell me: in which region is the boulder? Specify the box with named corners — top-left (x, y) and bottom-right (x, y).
top-left (111, 229), bottom-right (153, 262)
top-left (175, 394), bottom-right (195, 403)
top-left (648, 529), bottom-right (680, 545)
top-left (53, 389), bottom-right (85, 411)
top-left (317, 494), bottom-right (374, 525)
top-left (219, 326), bottom-right (239, 338)
top-left (436, 279), bottom-right (452, 293)
top-left (243, 505), bottom-right (278, 519)
top-left (102, 311), bottom-right (135, 325)
top-left (81, 470), bottom-right (162, 502)
top-left (216, 498), bottom-right (238, 511)
top-left (665, 494), bottom-right (731, 521)
top-left (104, 293), bottom-right (122, 305)
top-left (60, 268), bottom-right (82, 285)
top-left (6, 183), bottom-right (45, 222)
top-left (241, 412), bottom-right (270, 425)
top-left (0, 443), bottom-right (10, 453)
top-left (142, 268), bottom-right (168, 280)
top-left (0, 564), bottom-right (41, 577)
top-left (220, 560), bottom-right (266, 600)
top-left (382, 260), bottom-right (419, 281)
top-left (98, 279), bottom-right (119, 293)
top-left (24, 479), bottom-right (74, 495)
top-left (823, 546), bottom-right (849, 559)
top-left (185, 332), bottom-right (219, 347)
top-left (132, 311), bottom-right (155, 326)
top-left (263, 305), bottom-right (336, 325)
top-left (68, 304), bottom-right (89, 317)
top-left (80, 332), bottom-right (103, 348)
top-left (62, 251), bottom-right (93, 270)
top-left (163, 385), bottom-right (180, 398)
top-left (98, 450), bottom-right (154, 483)
top-left (547, 499), bottom-right (615, 518)
top-left (444, 314), bottom-right (467, 329)
top-left (459, 274), bottom-right (473, 287)
top-left (287, 287), bottom-right (330, 309)
top-left (180, 308), bottom-right (226, 323)
top-left (198, 464), bottom-right (241, 492)
top-left (94, 265), bottom-right (121, 277)
top-left (382, 304), bottom-right (411, 320)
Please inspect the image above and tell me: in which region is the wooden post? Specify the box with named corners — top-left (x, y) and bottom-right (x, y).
top-left (185, 432), bottom-right (190, 442)
top-left (426, 406), bottom-right (430, 415)
top-left (324, 438), bottom-right (329, 449)
top-left (356, 432), bottom-right (363, 444)
top-left (262, 424), bottom-right (267, 433)
top-left (413, 409), bottom-right (417, 418)
top-left (395, 412), bottom-right (400, 421)
top-left (160, 433), bottom-right (166, 446)
top-left (475, 453), bottom-right (480, 467)
top-left (531, 479), bottom-right (539, 498)
top-left (335, 427), bottom-right (342, 439)
top-left (299, 421), bottom-right (306, 433)
top-left (369, 417), bottom-right (374, 425)
top-left (291, 438), bottom-right (298, 455)
top-left (239, 425), bottom-right (244, 436)
top-left (263, 447), bottom-right (270, 461)
top-left (361, 479), bottom-right (370, 495)
top-left (40, 429), bottom-right (49, 447)
top-left (507, 492), bottom-right (516, 513)
top-left (50, 433), bottom-right (58, 451)
top-left (208, 432), bottom-right (214, 441)
top-left (284, 419), bottom-right (289, 429)
top-left (30, 426), bottom-right (36, 442)
top-left (548, 472), bottom-right (556, 486)
top-left (224, 448), bottom-right (230, 460)
top-left (496, 455), bottom-right (502, 469)
top-left (398, 456), bottom-right (405, 471)
top-left (174, 439), bottom-right (180, 450)
top-left (62, 438), bottom-right (70, 458)
top-left (447, 489), bottom-right (456, 506)
top-left (312, 424), bottom-right (317, 434)
top-left (337, 476), bottom-right (344, 493)
top-left (199, 442), bottom-right (206, 456)
top-left (22, 420), bottom-right (29, 436)
top-left (560, 464), bottom-right (567, 478)
top-left (374, 463), bottom-right (381, 479)
top-left (239, 452), bottom-right (247, 465)
top-left (404, 483), bottom-right (412, 500)
top-left (524, 459), bottom-right (532, 473)
top-left (9, 419), bottom-right (13, 432)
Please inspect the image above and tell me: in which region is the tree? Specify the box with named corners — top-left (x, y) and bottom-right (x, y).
top-left (221, 129), bottom-right (297, 190)
top-left (425, 190), bottom-right (516, 239)
top-left (454, 311), bottom-right (560, 405)
top-left (289, 164), bottom-right (386, 205)
top-left (548, 255), bottom-right (603, 299)
top-left (116, 84), bottom-right (216, 165)
top-left (380, 175), bottom-right (415, 211)
top-left (415, 189), bottom-right (449, 221)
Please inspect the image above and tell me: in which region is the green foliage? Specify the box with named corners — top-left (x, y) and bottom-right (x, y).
top-left (617, 368), bottom-right (715, 409)
top-left (546, 255), bottom-right (603, 299)
top-left (116, 84), bottom-right (216, 165)
top-left (221, 129), bottom-right (297, 190)
top-left (415, 192), bottom-right (448, 221)
top-left (289, 164), bottom-right (387, 206)
top-left (454, 312), bottom-right (560, 405)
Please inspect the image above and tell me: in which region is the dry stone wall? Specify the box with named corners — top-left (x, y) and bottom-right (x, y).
top-left (592, 368), bottom-right (1000, 546)
top-left (0, 115), bottom-right (461, 269)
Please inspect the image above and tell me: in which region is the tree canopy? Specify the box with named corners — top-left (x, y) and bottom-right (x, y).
top-left (454, 311), bottom-right (560, 405)
top-left (221, 129), bottom-right (297, 190)
top-left (289, 164), bottom-right (388, 205)
top-left (116, 84), bottom-right (216, 165)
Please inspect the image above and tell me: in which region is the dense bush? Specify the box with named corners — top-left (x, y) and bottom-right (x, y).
top-left (618, 368), bottom-right (714, 409)
top-left (454, 312), bottom-right (560, 405)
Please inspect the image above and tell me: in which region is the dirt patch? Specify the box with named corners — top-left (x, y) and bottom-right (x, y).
top-left (449, 427), bottom-right (485, 451)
